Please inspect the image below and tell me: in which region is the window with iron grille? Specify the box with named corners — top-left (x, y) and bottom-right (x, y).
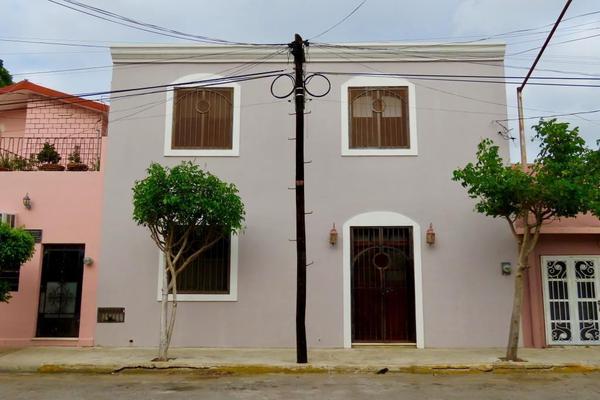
top-left (170, 234), bottom-right (231, 294)
top-left (171, 87), bottom-right (234, 150)
top-left (0, 268), bottom-right (19, 292)
top-left (348, 87), bottom-right (410, 149)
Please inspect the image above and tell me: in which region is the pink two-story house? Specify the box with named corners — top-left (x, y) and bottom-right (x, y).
top-left (0, 80), bottom-right (108, 346)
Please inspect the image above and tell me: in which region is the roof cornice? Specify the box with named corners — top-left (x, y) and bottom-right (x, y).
top-left (110, 42), bottom-right (506, 64)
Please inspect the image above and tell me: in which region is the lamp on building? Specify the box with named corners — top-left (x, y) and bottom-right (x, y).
top-left (83, 256), bottom-right (94, 266)
top-left (426, 223), bottom-right (436, 245)
top-left (329, 223), bottom-right (338, 246)
top-left (22, 193), bottom-right (32, 210)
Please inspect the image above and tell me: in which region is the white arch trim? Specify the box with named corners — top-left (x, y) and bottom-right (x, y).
top-left (163, 73), bottom-right (241, 157)
top-left (342, 211), bottom-right (424, 348)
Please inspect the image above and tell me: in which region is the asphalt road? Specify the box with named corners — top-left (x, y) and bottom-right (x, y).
top-left (1, 372), bottom-right (599, 399)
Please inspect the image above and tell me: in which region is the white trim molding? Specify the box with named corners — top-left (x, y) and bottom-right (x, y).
top-left (342, 211), bottom-right (425, 348)
top-left (111, 43), bottom-right (506, 64)
top-left (340, 77), bottom-right (418, 156)
top-left (156, 234), bottom-right (239, 302)
top-left (163, 73), bottom-right (241, 157)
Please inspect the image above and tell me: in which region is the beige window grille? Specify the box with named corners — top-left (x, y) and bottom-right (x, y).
top-left (171, 87), bottom-right (234, 149)
top-left (349, 87), bottom-right (409, 149)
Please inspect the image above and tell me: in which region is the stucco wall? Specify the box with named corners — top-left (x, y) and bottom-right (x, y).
top-left (97, 58), bottom-right (516, 348)
top-left (0, 138), bottom-right (106, 346)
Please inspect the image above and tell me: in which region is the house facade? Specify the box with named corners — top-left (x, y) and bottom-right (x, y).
top-left (96, 42), bottom-right (528, 349)
top-left (0, 81), bottom-right (107, 346)
top-left (522, 214), bottom-right (600, 348)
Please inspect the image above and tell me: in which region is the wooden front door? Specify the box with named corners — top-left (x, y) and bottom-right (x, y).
top-left (36, 245), bottom-right (85, 338)
top-left (351, 226), bottom-right (416, 343)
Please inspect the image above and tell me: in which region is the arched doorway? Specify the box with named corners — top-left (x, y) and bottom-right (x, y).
top-left (342, 212), bottom-right (424, 348)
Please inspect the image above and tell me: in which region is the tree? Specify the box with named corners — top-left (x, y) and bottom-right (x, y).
top-left (0, 60), bottom-right (13, 87)
top-left (453, 119), bottom-right (600, 361)
top-left (0, 222), bottom-right (35, 303)
top-left (132, 162), bottom-right (245, 361)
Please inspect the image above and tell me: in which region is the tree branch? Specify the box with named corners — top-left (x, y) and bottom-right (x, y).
top-left (505, 216), bottom-right (518, 239)
top-left (175, 231), bottom-right (223, 277)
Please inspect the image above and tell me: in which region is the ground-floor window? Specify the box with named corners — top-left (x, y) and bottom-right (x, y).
top-left (542, 255), bottom-right (600, 345)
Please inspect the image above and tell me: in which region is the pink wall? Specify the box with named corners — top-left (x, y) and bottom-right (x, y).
top-left (24, 95), bottom-right (107, 138)
top-left (0, 108), bottom-right (27, 137)
top-left (522, 233), bottom-right (600, 348)
top-left (0, 138), bottom-right (106, 347)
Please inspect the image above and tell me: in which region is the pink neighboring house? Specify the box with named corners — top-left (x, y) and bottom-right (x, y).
top-left (521, 214), bottom-right (600, 348)
top-left (0, 81), bottom-right (108, 346)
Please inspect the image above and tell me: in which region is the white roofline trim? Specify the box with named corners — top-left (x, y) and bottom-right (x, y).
top-left (110, 42), bottom-right (506, 64)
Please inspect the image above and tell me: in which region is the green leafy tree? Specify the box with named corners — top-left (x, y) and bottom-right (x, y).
top-left (0, 60), bottom-right (13, 87)
top-left (0, 223), bottom-right (35, 303)
top-left (453, 119), bottom-right (600, 361)
top-left (132, 162), bottom-right (245, 361)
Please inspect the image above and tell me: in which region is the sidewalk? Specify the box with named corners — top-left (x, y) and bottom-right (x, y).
top-left (1, 346), bottom-right (599, 374)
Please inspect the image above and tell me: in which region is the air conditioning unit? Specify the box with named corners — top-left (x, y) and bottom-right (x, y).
top-left (0, 213), bottom-right (16, 228)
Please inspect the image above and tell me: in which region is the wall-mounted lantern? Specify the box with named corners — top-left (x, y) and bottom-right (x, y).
top-left (426, 223), bottom-right (436, 246)
top-left (501, 262), bottom-right (512, 275)
top-left (22, 193), bottom-right (32, 210)
top-left (329, 223), bottom-right (338, 246)
top-left (83, 256), bottom-right (94, 266)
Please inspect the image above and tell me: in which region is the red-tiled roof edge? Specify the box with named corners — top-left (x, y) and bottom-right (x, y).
top-left (0, 80), bottom-right (109, 113)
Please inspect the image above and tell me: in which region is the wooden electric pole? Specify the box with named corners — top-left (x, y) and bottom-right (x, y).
top-left (516, 0), bottom-right (572, 170)
top-left (290, 33), bottom-right (308, 364)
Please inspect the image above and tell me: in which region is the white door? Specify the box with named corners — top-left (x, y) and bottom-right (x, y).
top-left (541, 256), bottom-right (600, 345)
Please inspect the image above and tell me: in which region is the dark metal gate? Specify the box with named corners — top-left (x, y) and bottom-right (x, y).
top-left (36, 245), bottom-right (85, 338)
top-left (351, 226), bottom-right (416, 343)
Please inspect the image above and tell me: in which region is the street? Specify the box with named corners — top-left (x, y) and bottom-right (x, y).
top-left (1, 372), bottom-right (599, 399)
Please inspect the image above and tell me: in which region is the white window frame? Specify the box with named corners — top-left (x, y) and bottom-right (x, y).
top-left (156, 234), bottom-right (239, 302)
top-left (164, 73), bottom-right (241, 157)
top-left (341, 77), bottom-right (418, 156)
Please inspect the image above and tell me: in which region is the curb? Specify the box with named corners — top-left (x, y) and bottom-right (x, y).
top-left (6, 362), bottom-right (596, 375)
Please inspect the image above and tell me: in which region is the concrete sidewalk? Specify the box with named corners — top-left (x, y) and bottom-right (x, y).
top-left (1, 346), bottom-right (599, 374)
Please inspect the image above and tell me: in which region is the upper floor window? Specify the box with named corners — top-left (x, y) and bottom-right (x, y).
top-left (349, 87), bottom-right (409, 149)
top-left (341, 77), bottom-right (417, 156)
top-left (172, 88), bottom-right (233, 150)
top-left (164, 74), bottom-right (241, 157)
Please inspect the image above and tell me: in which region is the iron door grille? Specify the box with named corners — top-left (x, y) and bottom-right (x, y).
top-left (351, 226), bottom-right (416, 343)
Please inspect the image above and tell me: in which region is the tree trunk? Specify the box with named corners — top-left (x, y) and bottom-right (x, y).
top-left (157, 266), bottom-right (169, 361)
top-left (505, 252), bottom-right (527, 361)
top-left (165, 269), bottom-right (178, 352)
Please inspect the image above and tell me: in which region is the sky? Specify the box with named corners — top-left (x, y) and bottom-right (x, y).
top-left (2, 0), bottom-right (600, 161)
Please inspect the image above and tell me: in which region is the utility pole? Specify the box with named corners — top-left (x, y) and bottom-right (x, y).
top-left (506, 0), bottom-right (572, 362)
top-left (516, 0), bottom-right (572, 170)
top-left (290, 33), bottom-right (308, 364)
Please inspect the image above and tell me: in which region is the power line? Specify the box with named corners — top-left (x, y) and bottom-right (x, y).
top-left (508, 31), bottom-right (600, 56)
top-left (313, 44), bottom-right (599, 126)
top-left (10, 47), bottom-right (282, 77)
top-left (0, 70), bottom-right (287, 109)
top-left (497, 108), bottom-right (600, 122)
top-left (0, 38), bottom-right (107, 48)
top-left (309, 0), bottom-right (368, 40)
top-left (47, 0), bottom-right (285, 46)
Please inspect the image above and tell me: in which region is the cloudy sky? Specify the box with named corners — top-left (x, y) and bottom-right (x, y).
top-left (2, 0), bottom-right (599, 160)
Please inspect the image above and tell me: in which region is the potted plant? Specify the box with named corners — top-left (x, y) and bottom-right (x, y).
top-left (36, 142), bottom-right (65, 171)
top-left (67, 146), bottom-right (88, 171)
top-left (0, 153), bottom-right (13, 171)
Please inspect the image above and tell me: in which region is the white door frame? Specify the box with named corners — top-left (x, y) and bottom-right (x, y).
top-left (342, 211), bottom-right (425, 348)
